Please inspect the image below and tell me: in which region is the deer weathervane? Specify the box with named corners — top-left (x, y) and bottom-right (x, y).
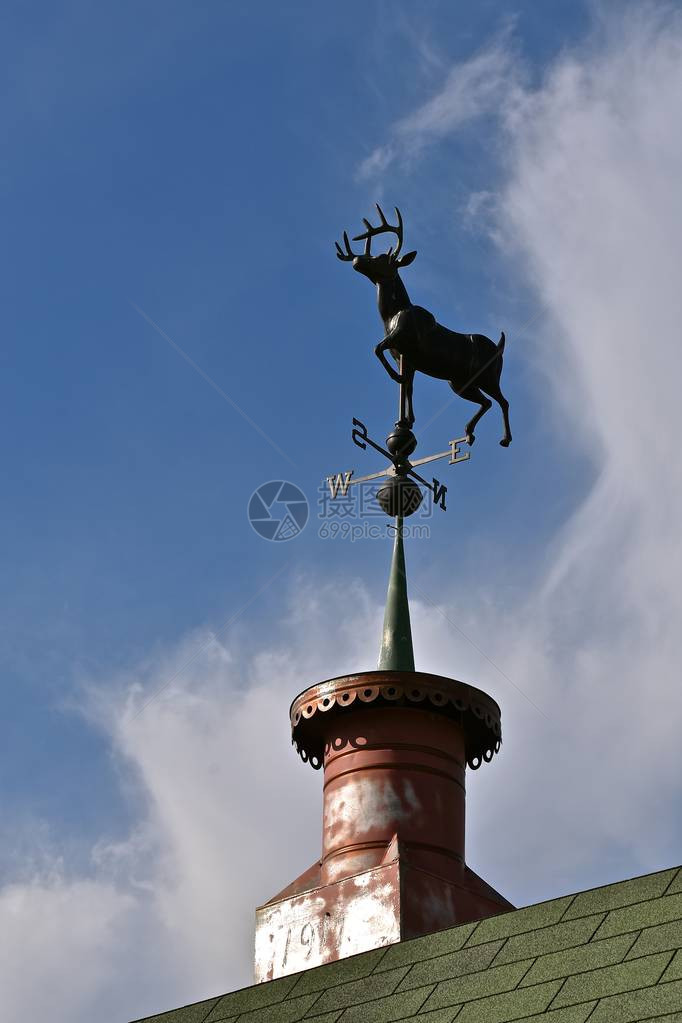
top-left (326, 204), bottom-right (511, 522)
top-left (336, 204), bottom-right (511, 447)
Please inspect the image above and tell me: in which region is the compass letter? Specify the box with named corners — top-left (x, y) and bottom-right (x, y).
top-left (352, 418), bottom-right (368, 450)
top-left (327, 471), bottom-right (354, 499)
top-left (432, 478), bottom-right (447, 510)
top-left (449, 437), bottom-right (470, 465)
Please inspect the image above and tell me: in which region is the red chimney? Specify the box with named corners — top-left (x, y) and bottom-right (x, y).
top-left (254, 527), bottom-right (513, 981)
top-left (254, 668), bottom-right (512, 980)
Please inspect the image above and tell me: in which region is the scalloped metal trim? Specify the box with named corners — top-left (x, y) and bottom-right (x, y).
top-left (291, 674), bottom-right (501, 772)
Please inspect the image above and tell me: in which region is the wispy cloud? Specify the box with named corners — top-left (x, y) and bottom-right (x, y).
top-left (0, 584), bottom-right (383, 1023)
top-left (477, 2), bottom-right (682, 886)
top-left (357, 25), bottom-right (520, 181)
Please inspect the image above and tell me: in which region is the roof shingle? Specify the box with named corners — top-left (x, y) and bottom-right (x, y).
top-left (130, 864), bottom-right (682, 1023)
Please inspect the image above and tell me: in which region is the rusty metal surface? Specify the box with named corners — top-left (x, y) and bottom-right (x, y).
top-left (260, 859), bottom-right (322, 907)
top-left (290, 670), bottom-right (501, 770)
top-left (254, 671), bottom-right (510, 983)
top-left (320, 704), bottom-right (466, 886)
top-left (254, 839), bottom-right (513, 982)
top-left (399, 860), bottom-right (514, 939)
top-left (254, 859), bottom-right (402, 983)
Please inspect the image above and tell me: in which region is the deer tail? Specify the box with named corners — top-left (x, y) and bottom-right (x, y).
top-left (497, 331), bottom-right (506, 353)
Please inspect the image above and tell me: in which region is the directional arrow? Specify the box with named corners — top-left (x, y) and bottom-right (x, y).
top-left (325, 419), bottom-right (471, 513)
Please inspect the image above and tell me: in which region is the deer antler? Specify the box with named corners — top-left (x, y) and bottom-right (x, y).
top-left (335, 231), bottom-right (360, 262)
top-left (352, 204), bottom-right (403, 258)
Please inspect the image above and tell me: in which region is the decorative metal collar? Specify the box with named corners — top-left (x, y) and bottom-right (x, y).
top-left (290, 670), bottom-right (501, 771)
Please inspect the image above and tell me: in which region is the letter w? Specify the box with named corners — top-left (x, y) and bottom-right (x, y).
top-left (327, 471), bottom-right (354, 499)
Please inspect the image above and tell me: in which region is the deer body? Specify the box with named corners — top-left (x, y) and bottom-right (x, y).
top-left (337, 205), bottom-right (512, 447)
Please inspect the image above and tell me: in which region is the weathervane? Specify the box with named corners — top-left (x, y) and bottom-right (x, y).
top-left (327, 204), bottom-right (511, 522)
top-left (327, 416), bottom-right (470, 517)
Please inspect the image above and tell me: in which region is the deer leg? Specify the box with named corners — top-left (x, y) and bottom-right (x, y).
top-left (450, 383), bottom-right (492, 445)
top-left (375, 338), bottom-right (404, 384)
top-left (480, 380), bottom-right (512, 447)
top-left (397, 364), bottom-right (415, 427)
top-left (404, 365), bottom-right (415, 426)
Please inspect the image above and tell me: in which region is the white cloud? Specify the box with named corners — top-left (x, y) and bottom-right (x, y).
top-left (0, 589), bottom-right (385, 1023)
top-left (4, 8), bottom-right (682, 1023)
top-left (355, 0), bottom-right (682, 912)
top-left (470, 3), bottom-right (682, 893)
top-left (0, 874), bottom-right (137, 1017)
top-left (357, 25), bottom-right (520, 180)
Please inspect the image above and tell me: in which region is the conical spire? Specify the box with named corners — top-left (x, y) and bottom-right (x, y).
top-left (378, 516), bottom-right (415, 671)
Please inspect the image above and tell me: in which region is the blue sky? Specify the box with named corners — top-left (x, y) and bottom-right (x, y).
top-left (3, 3), bottom-right (682, 1021)
top-left (1, 0), bottom-right (585, 838)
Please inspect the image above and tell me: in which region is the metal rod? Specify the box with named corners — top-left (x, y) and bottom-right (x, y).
top-left (345, 467), bottom-right (392, 485)
top-left (409, 450), bottom-right (452, 468)
top-left (398, 354), bottom-right (404, 424)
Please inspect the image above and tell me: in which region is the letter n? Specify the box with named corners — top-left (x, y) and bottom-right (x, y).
top-left (432, 478), bottom-right (447, 510)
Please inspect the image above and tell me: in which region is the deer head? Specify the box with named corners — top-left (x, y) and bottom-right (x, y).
top-left (335, 204), bottom-right (417, 284)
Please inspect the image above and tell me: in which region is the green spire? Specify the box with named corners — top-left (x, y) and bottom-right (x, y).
top-left (378, 516), bottom-right (415, 671)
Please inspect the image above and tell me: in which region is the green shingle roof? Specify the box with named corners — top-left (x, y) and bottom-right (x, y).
top-left (131, 865), bottom-right (682, 1023)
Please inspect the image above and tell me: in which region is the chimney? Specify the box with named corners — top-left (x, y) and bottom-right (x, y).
top-left (254, 524), bottom-right (513, 982)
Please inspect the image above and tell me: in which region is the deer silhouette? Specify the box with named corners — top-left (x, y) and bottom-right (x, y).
top-left (336, 205), bottom-right (511, 447)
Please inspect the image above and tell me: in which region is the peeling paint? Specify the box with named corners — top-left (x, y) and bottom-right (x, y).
top-left (338, 886), bottom-right (399, 956)
top-left (254, 852), bottom-right (514, 982)
top-left (254, 862), bottom-right (401, 982)
top-left (325, 776), bottom-right (422, 832)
